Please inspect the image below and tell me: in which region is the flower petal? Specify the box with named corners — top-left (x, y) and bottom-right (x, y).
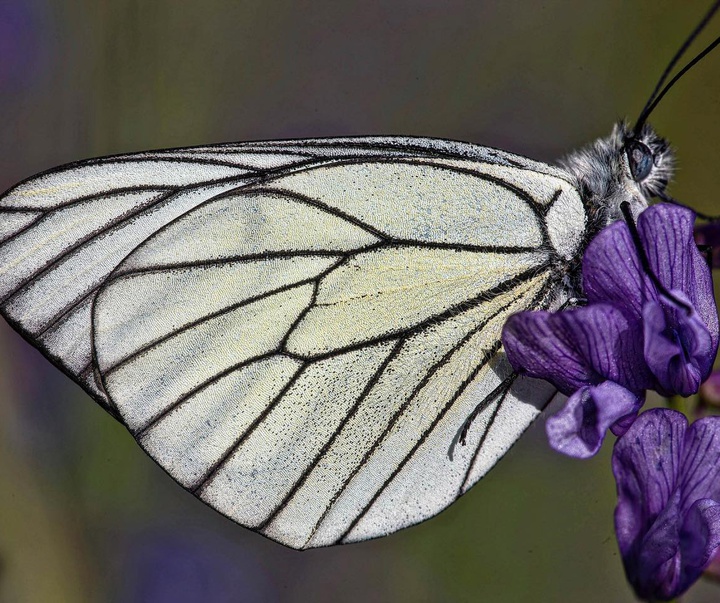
top-left (582, 219), bottom-right (656, 319)
top-left (678, 499), bottom-right (720, 590)
top-left (643, 294), bottom-right (714, 396)
top-left (613, 410), bottom-right (720, 600)
top-left (633, 489), bottom-right (683, 600)
top-left (502, 304), bottom-right (650, 394)
top-left (559, 304), bottom-right (652, 391)
top-left (679, 416), bottom-right (720, 515)
top-left (627, 493), bottom-right (720, 600)
top-left (610, 411), bottom-right (639, 438)
top-left (639, 204), bottom-right (719, 354)
top-left (582, 204), bottom-right (719, 373)
top-left (545, 381), bottom-right (641, 459)
top-left (502, 310), bottom-right (595, 394)
top-left (613, 410), bottom-right (686, 562)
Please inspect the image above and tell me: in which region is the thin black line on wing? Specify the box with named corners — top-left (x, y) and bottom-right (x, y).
top-left (158, 147), bottom-right (317, 158)
top-left (282, 264), bottom-right (550, 363)
top-left (0, 207), bottom-right (87, 245)
top-left (255, 338), bottom-right (406, 532)
top-left (110, 248), bottom-right (373, 278)
top-left (227, 136), bottom-right (560, 175)
top-left (297, 329), bottom-right (501, 546)
top-left (333, 278), bottom-right (556, 544)
top-left (135, 350), bottom-right (291, 439)
top-left (332, 340), bottom-right (504, 544)
top-left (111, 240), bottom-right (541, 280)
top-left (35, 288), bottom-right (97, 341)
top-left (258, 157), bottom-right (558, 252)
top-left (104, 256), bottom-right (347, 379)
top-left (184, 276), bottom-right (325, 494)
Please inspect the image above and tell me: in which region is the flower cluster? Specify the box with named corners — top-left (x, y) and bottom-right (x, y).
top-left (501, 203), bottom-right (720, 600)
top-left (504, 204), bottom-right (718, 457)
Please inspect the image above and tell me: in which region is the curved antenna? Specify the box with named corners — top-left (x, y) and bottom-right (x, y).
top-left (636, 34), bottom-right (720, 133)
top-left (634, 0), bottom-right (720, 134)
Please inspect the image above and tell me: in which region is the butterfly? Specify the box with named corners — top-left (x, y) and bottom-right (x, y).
top-left (0, 5), bottom-right (717, 550)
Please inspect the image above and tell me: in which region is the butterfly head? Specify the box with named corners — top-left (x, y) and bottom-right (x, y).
top-left (623, 122), bottom-right (673, 198)
top-left (560, 122), bottom-right (674, 234)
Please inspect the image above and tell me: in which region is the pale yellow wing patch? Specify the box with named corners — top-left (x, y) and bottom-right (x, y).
top-left (285, 246), bottom-right (546, 357)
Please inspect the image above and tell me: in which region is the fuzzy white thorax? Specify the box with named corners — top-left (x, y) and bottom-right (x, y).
top-left (559, 122), bottom-right (674, 236)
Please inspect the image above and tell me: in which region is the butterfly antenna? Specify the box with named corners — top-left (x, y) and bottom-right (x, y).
top-left (634, 0), bottom-right (720, 135)
top-left (636, 34), bottom-right (720, 133)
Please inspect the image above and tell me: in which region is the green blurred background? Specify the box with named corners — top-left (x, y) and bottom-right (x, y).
top-left (0, 1), bottom-right (719, 601)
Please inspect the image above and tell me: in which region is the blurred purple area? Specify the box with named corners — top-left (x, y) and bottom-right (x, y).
top-left (119, 529), bottom-right (271, 602)
top-left (0, 1), bottom-right (718, 602)
top-left (0, 0), bottom-right (43, 88)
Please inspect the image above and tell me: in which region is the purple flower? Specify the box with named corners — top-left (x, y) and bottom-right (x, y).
top-left (643, 293), bottom-right (714, 396)
top-left (503, 304), bottom-right (645, 457)
top-left (545, 381), bottom-right (641, 458)
top-left (613, 409), bottom-right (720, 601)
top-left (582, 204), bottom-right (718, 396)
top-left (502, 204), bottom-right (719, 458)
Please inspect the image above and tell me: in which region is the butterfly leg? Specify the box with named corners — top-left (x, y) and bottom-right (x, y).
top-left (456, 372), bottom-right (518, 447)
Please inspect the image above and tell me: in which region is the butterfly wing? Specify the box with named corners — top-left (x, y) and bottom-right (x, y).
top-left (0, 137), bottom-right (586, 548)
top-left (0, 136), bottom-right (566, 411)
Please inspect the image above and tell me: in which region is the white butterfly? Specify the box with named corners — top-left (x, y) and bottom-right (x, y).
top-left (0, 137), bottom-right (571, 548)
top-left (0, 11), bottom-right (715, 550)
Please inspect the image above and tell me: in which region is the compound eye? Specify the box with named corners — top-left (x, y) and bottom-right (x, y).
top-left (626, 140), bottom-right (653, 182)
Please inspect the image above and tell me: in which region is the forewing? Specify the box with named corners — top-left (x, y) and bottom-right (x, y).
top-left (90, 156), bottom-right (583, 548)
top-left (0, 136), bottom-right (580, 412)
top-left (0, 136), bottom-right (579, 412)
